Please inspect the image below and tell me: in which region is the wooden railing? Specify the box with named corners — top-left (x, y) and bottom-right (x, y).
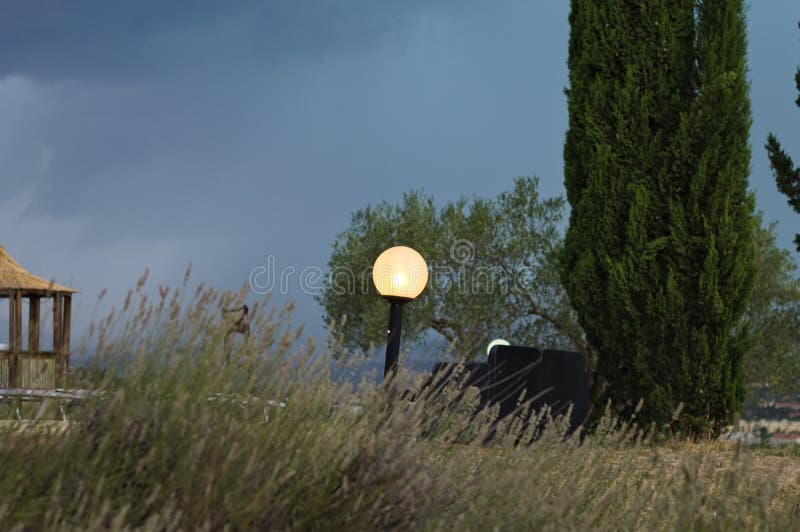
top-left (0, 350), bottom-right (60, 357)
top-left (0, 351), bottom-right (68, 388)
top-left (0, 388), bottom-right (101, 422)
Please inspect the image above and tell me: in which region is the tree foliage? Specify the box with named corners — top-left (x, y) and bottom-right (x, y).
top-left (765, 21), bottom-right (800, 252)
top-left (318, 177), bottom-right (588, 363)
top-left (562, 0), bottom-right (756, 435)
top-left (744, 213), bottom-right (800, 395)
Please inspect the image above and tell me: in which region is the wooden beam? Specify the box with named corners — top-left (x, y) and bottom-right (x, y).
top-left (62, 295), bottom-right (71, 386)
top-left (62, 295), bottom-right (71, 355)
top-left (7, 295), bottom-right (13, 351)
top-left (14, 292), bottom-right (22, 353)
top-left (8, 290), bottom-right (22, 388)
top-left (53, 293), bottom-right (62, 355)
top-left (8, 294), bottom-right (15, 387)
top-left (53, 293), bottom-right (62, 387)
top-left (0, 388), bottom-right (104, 400)
top-left (29, 296), bottom-right (40, 353)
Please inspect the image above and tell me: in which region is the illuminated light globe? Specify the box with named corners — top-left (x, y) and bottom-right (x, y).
top-left (372, 245), bottom-right (428, 378)
top-left (372, 246), bottom-right (429, 300)
top-left (486, 338), bottom-right (510, 356)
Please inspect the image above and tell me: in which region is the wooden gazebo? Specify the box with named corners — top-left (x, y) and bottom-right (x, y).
top-left (0, 246), bottom-right (77, 389)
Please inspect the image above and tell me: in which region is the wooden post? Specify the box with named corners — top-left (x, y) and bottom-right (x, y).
top-left (62, 295), bottom-right (71, 384)
top-left (9, 296), bottom-right (22, 388)
top-left (29, 296), bottom-right (40, 353)
top-left (53, 293), bottom-right (62, 387)
top-left (8, 294), bottom-right (16, 387)
top-left (62, 295), bottom-right (71, 354)
top-left (7, 295), bottom-right (13, 351)
top-left (53, 293), bottom-right (62, 355)
top-left (14, 292), bottom-right (22, 353)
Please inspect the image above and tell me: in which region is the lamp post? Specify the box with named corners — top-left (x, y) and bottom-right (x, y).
top-left (372, 246), bottom-right (428, 377)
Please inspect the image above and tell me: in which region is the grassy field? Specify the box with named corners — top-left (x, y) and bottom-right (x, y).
top-left (1, 279), bottom-right (799, 530)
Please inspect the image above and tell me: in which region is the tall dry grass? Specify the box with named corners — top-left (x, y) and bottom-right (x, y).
top-left (0, 273), bottom-right (798, 530)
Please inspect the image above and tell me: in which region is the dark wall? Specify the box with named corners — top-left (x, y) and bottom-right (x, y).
top-left (431, 346), bottom-right (590, 438)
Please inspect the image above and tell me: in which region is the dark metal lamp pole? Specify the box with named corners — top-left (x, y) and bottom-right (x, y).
top-left (372, 246), bottom-right (429, 380)
top-left (383, 297), bottom-right (410, 377)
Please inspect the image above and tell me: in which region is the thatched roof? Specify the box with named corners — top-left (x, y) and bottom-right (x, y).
top-left (0, 246), bottom-right (77, 294)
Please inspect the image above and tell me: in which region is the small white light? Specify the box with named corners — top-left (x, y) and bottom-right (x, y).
top-left (486, 338), bottom-right (510, 356)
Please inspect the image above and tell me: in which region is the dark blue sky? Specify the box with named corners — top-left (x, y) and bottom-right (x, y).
top-left (1, 1), bottom-right (799, 348)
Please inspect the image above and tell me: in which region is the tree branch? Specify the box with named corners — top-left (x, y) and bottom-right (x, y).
top-left (430, 317), bottom-right (458, 345)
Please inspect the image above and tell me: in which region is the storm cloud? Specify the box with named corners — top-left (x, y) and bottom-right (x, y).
top-left (1, 1), bottom-right (798, 351)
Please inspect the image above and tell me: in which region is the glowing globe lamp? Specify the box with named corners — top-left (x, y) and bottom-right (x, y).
top-left (372, 246), bottom-right (429, 300)
top-left (372, 246), bottom-right (428, 377)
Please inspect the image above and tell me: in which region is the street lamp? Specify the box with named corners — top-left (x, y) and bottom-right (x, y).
top-left (372, 246), bottom-right (428, 377)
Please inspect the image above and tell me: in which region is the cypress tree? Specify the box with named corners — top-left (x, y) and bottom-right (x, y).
top-left (562, 0), bottom-right (755, 435)
top-left (765, 22), bottom-right (800, 252)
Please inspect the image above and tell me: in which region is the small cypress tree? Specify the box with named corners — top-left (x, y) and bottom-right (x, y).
top-left (766, 22), bottom-right (800, 252)
top-left (562, 0), bottom-right (755, 435)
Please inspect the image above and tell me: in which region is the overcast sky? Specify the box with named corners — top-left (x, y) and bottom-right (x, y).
top-left (1, 1), bottom-right (799, 352)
